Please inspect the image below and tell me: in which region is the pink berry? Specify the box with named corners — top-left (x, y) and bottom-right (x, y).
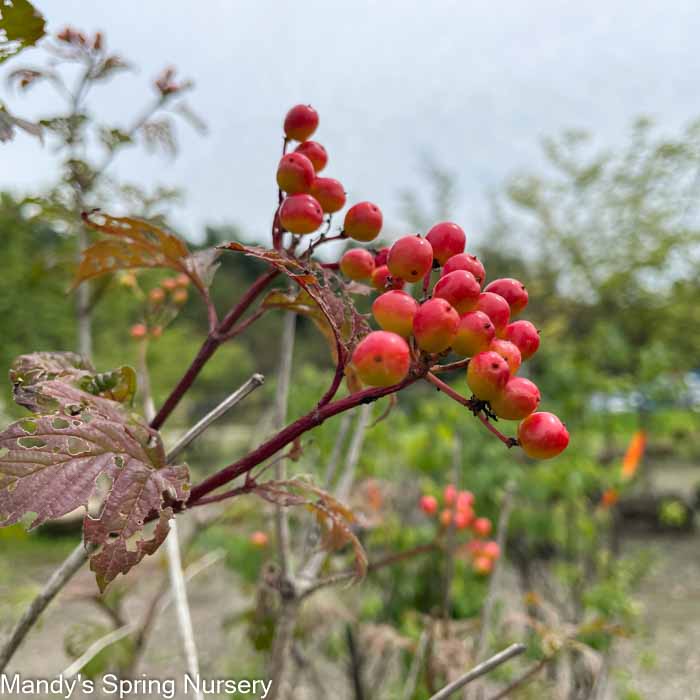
top-left (440, 508), bottom-right (453, 527)
top-left (426, 222), bottom-right (466, 265)
top-left (484, 278), bottom-right (528, 316)
top-left (467, 351), bottom-right (510, 401)
top-left (374, 247), bottom-right (390, 267)
top-left (279, 194), bottom-right (324, 234)
top-left (371, 265), bottom-right (405, 291)
top-left (387, 235), bottom-right (434, 283)
top-left (454, 510), bottom-right (472, 529)
top-left (475, 292), bottom-right (511, 337)
top-left (433, 270), bottom-right (480, 315)
top-left (344, 202), bottom-right (383, 242)
top-left (442, 253), bottom-right (486, 287)
top-left (276, 152), bottom-right (315, 194)
top-left (413, 298), bottom-right (460, 353)
top-left (310, 177), bottom-right (346, 213)
top-left (444, 484), bottom-right (457, 505)
top-left (473, 555), bottom-right (493, 575)
top-left (372, 290), bottom-right (419, 338)
top-left (489, 338), bottom-right (522, 375)
top-left (456, 490), bottom-right (475, 510)
top-left (340, 248), bottom-right (375, 281)
top-left (490, 377), bottom-right (541, 420)
top-left (130, 323), bottom-right (147, 340)
top-left (283, 104), bottom-right (319, 142)
top-left (505, 320), bottom-right (540, 360)
top-left (250, 531), bottom-right (269, 548)
top-left (482, 541), bottom-right (500, 559)
top-left (420, 495), bottom-right (438, 515)
top-left (518, 412), bottom-right (570, 460)
top-left (294, 140), bottom-right (328, 172)
top-left (472, 517), bottom-right (492, 537)
top-left (452, 311), bottom-right (495, 357)
top-left (352, 331), bottom-right (410, 387)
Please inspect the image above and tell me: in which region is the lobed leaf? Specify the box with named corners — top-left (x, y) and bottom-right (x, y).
top-left (0, 351), bottom-right (189, 590)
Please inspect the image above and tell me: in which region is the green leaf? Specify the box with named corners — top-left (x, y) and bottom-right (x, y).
top-left (0, 0), bottom-right (46, 64)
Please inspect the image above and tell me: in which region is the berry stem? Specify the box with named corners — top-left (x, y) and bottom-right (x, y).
top-left (429, 357), bottom-right (471, 374)
top-left (477, 414), bottom-right (519, 448)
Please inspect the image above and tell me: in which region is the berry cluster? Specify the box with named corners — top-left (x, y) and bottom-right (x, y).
top-left (420, 485), bottom-right (500, 576)
top-left (128, 273), bottom-right (190, 340)
top-left (275, 104), bottom-right (567, 461)
top-left (276, 104), bottom-right (382, 241)
top-left (341, 225), bottom-right (567, 460)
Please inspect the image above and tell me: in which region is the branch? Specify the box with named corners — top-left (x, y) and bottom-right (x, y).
top-left (486, 657), bottom-right (549, 700)
top-left (187, 372), bottom-right (424, 507)
top-left (63, 623), bottom-right (137, 679)
top-left (150, 267), bottom-right (278, 430)
top-left (0, 542), bottom-right (93, 672)
top-left (427, 644), bottom-right (526, 700)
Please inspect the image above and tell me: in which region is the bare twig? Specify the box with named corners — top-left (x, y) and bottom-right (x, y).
top-left (63, 623), bottom-right (137, 679)
top-left (402, 628), bottom-right (431, 700)
top-left (427, 644), bottom-right (526, 700)
top-left (0, 542), bottom-right (93, 672)
top-left (470, 482), bottom-right (516, 700)
top-left (486, 657), bottom-right (548, 700)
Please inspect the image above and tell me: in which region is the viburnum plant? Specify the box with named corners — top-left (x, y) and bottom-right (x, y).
top-left (0, 103), bottom-right (569, 596)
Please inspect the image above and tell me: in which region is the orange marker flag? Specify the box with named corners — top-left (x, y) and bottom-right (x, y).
top-left (621, 430), bottom-right (646, 480)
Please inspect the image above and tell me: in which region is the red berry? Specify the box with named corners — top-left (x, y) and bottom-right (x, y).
top-left (454, 510), bottom-right (472, 529)
top-left (444, 484), bottom-right (457, 505)
top-left (386, 235), bottom-right (434, 283)
top-left (472, 517), bottom-right (492, 537)
top-left (420, 495), bottom-right (438, 515)
top-left (130, 323), bottom-right (147, 340)
top-left (482, 541), bottom-right (500, 560)
top-left (456, 490), bottom-right (475, 509)
top-left (310, 177), bottom-right (346, 213)
top-left (276, 152), bottom-right (315, 194)
top-left (175, 273), bottom-right (190, 287)
top-left (279, 194), bottom-right (324, 234)
top-left (340, 248), bottom-right (375, 281)
top-left (490, 377), bottom-right (541, 420)
top-left (352, 330), bottom-right (410, 387)
top-left (452, 311), bottom-right (495, 357)
top-left (173, 288), bottom-right (189, 304)
top-left (426, 222), bottom-right (466, 265)
top-left (250, 531), bottom-right (269, 548)
top-left (484, 278), bottom-right (528, 316)
top-left (467, 351), bottom-right (510, 401)
top-left (473, 555), bottom-right (493, 575)
top-left (149, 287), bottom-right (166, 303)
top-left (162, 277), bottom-right (178, 291)
top-left (294, 140), bottom-right (328, 172)
top-left (475, 292), bottom-right (511, 337)
top-left (371, 265), bottom-right (405, 291)
top-left (374, 247), bottom-right (390, 267)
top-left (372, 290), bottom-right (419, 338)
top-left (505, 320), bottom-right (540, 360)
top-left (440, 508), bottom-right (453, 527)
top-left (432, 270), bottom-right (480, 315)
top-left (489, 338), bottom-right (522, 375)
top-left (413, 298), bottom-right (460, 353)
top-left (344, 202), bottom-right (383, 242)
top-left (283, 104), bottom-right (319, 142)
top-left (442, 253), bottom-right (486, 287)
top-left (518, 412), bottom-right (570, 460)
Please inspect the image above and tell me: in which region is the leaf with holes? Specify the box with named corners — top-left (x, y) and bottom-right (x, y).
top-left (219, 241), bottom-right (317, 285)
top-left (0, 353), bottom-right (189, 591)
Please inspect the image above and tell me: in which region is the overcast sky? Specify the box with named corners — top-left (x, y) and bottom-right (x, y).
top-left (2, 0), bottom-right (699, 248)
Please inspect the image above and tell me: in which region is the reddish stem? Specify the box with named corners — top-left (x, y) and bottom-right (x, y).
top-left (150, 267), bottom-right (279, 430)
top-left (477, 414), bottom-right (518, 448)
top-left (430, 358), bottom-right (471, 374)
top-left (187, 371), bottom-right (423, 506)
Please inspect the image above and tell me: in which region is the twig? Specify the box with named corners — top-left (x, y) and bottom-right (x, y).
top-left (274, 311), bottom-right (296, 580)
top-left (402, 628), bottom-right (431, 700)
top-left (334, 404), bottom-right (372, 501)
top-left (486, 657), bottom-right (548, 700)
top-left (442, 437), bottom-right (462, 625)
top-left (322, 413), bottom-right (352, 488)
top-left (470, 482), bottom-right (516, 700)
top-left (430, 358), bottom-right (470, 374)
top-left (346, 624), bottom-right (367, 700)
top-left (0, 542), bottom-right (93, 672)
top-left (62, 623), bottom-right (137, 679)
top-left (427, 644), bottom-right (526, 700)
top-left (141, 361), bottom-right (202, 700)
top-left (167, 373), bottom-right (266, 462)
